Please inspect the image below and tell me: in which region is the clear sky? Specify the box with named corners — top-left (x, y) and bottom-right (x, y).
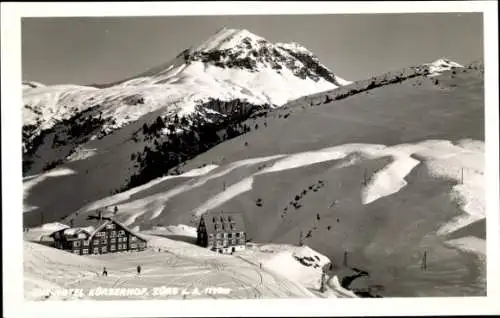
top-left (22, 13), bottom-right (483, 85)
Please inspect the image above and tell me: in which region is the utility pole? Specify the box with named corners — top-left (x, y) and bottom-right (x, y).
top-left (421, 251), bottom-right (427, 272)
top-left (320, 268), bottom-right (327, 293)
top-left (299, 231), bottom-right (303, 246)
top-left (343, 251), bottom-right (348, 267)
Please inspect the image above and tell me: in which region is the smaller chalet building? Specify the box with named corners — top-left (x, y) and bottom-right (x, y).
top-left (49, 216), bottom-right (147, 255)
top-left (196, 211), bottom-right (246, 254)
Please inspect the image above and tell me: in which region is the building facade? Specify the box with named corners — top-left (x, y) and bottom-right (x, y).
top-left (197, 212), bottom-right (246, 254)
top-left (50, 217), bottom-right (147, 255)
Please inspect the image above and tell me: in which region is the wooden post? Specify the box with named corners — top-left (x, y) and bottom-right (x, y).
top-left (343, 251), bottom-right (348, 267)
top-left (461, 168), bottom-right (464, 185)
top-left (299, 231), bottom-right (303, 246)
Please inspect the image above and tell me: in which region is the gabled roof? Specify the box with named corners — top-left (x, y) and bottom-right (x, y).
top-left (86, 218), bottom-right (148, 242)
top-left (51, 216), bottom-right (148, 242)
top-left (200, 211), bottom-right (246, 235)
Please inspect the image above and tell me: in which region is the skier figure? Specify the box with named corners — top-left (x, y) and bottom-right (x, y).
top-left (137, 265), bottom-right (141, 275)
top-left (102, 267), bottom-right (108, 277)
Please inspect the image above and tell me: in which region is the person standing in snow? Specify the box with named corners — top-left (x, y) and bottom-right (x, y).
top-left (102, 267), bottom-right (108, 277)
top-left (137, 265), bottom-right (141, 275)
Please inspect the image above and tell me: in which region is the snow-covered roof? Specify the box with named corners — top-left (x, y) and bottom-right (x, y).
top-left (85, 218), bottom-right (148, 242)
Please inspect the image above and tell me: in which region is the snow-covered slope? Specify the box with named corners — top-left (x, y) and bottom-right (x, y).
top-left (22, 28), bottom-right (350, 155)
top-left (65, 139), bottom-right (485, 255)
top-left (24, 234), bottom-right (356, 300)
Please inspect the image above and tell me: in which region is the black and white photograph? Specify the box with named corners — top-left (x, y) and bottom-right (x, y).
top-left (2, 1), bottom-right (499, 317)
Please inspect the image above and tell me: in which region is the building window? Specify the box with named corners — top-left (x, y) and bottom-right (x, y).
top-left (110, 231), bottom-right (116, 237)
top-left (216, 233), bottom-right (221, 239)
top-left (106, 224), bottom-right (115, 230)
top-left (93, 247), bottom-right (99, 254)
top-left (82, 249), bottom-right (89, 254)
top-left (235, 232), bottom-right (240, 237)
top-left (110, 238), bottom-right (116, 243)
top-left (73, 250), bottom-right (80, 254)
top-left (100, 238), bottom-right (107, 244)
top-left (139, 242), bottom-right (145, 248)
top-left (118, 230), bottom-right (125, 236)
top-left (73, 241), bottom-right (81, 247)
top-left (232, 239), bottom-right (236, 245)
top-left (110, 245), bottom-right (116, 251)
top-left (123, 237), bottom-right (128, 242)
top-left (130, 236), bottom-right (137, 242)
top-left (93, 239), bottom-right (99, 245)
top-left (209, 234), bottom-right (214, 239)
top-left (83, 240), bottom-right (89, 246)
top-left (223, 240), bottom-right (228, 246)
top-left (130, 243), bottom-right (137, 249)
top-left (101, 246), bottom-right (107, 253)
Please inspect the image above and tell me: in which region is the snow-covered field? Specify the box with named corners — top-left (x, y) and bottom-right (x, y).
top-left (24, 232), bottom-right (355, 301)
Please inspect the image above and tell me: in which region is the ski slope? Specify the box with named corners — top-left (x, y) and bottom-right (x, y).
top-left (24, 234), bottom-right (355, 300)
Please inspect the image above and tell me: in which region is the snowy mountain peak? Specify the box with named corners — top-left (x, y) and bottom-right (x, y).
top-left (429, 58), bottom-right (464, 69)
top-left (22, 28), bottom-right (351, 162)
top-left (22, 81), bottom-right (46, 91)
top-left (425, 58), bottom-right (464, 76)
top-left (194, 28), bottom-right (267, 52)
